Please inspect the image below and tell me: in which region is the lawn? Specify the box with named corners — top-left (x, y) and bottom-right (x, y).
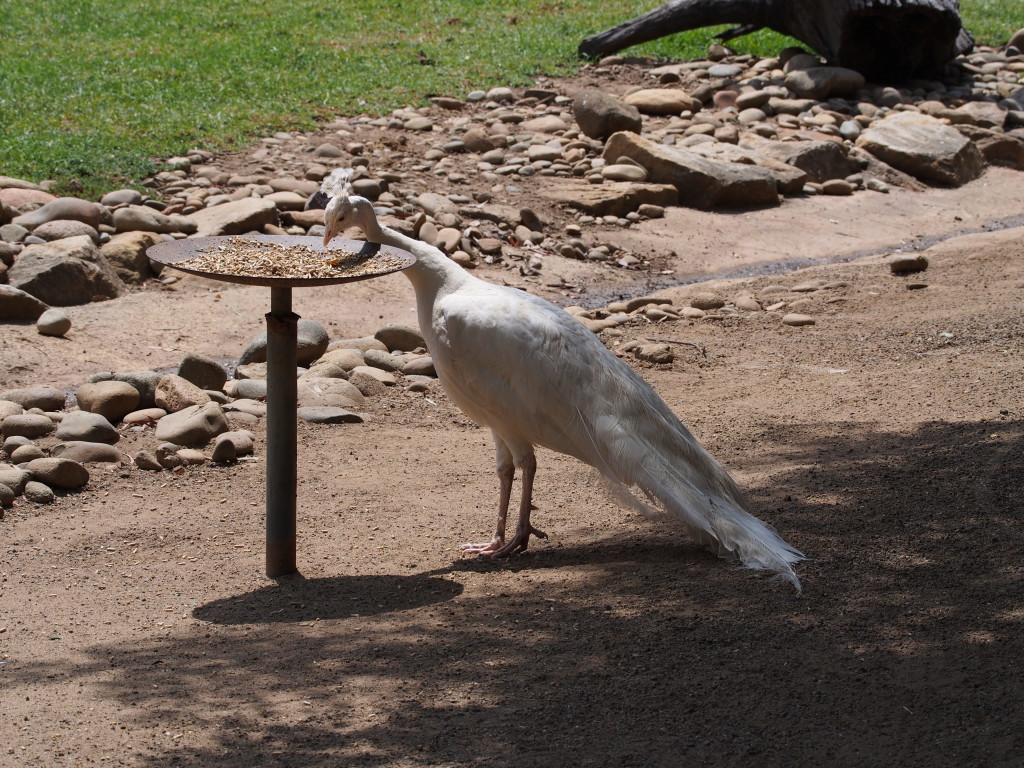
top-left (0, 0), bottom-right (1018, 196)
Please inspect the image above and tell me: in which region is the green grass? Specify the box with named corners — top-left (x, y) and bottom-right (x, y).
top-left (0, 1), bottom-right (1018, 197)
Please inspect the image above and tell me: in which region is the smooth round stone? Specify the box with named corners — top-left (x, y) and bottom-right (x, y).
top-left (36, 308), bottom-right (72, 337)
top-left (0, 468), bottom-right (30, 494)
top-left (154, 402), bottom-right (229, 446)
top-left (734, 295), bottom-right (763, 311)
top-left (822, 179), bottom-right (854, 196)
top-left (375, 323), bottom-right (425, 352)
top-left (232, 379), bottom-right (268, 400)
top-left (689, 291), bottom-right (725, 310)
top-left (635, 343), bottom-right (674, 364)
top-left (56, 411), bottom-right (119, 444)
top-left (0, 385), bottom-right (66, 411)
top-left (23, 480), bottom-right (55, 504)
top-left (176, 448), bottom-right (207, 466)
top-left (2, 413), bottom-right (56, 439)
top-left (210, 430), bottom-right (255, 462)
top-left (708, 63), bottom-right (743, 78)
top-left (25, 457), bottom-right (89, 489)
top-left (100, 189), bottom-right (144, 206)
top-left (737, 107), bottom-right (767, 125)
top-left (177, 353), bottom-right (228, 392)
top-left (0, 482), bottom-right (15, 507)
top-left (296, 406), bottom-right (368, 424)
top-left (486, 87), bottom-right (515, 103)
top-left (51, 441), bottom-right (123, 463)
top-left (2, 434), bottom-right (31, 452)
top-left (122, 407), bottom-right (167, 425)
top-left (601, 164), bottom-right (648, 182)
top-left (782, 313), bottom-right (816, 327)
top-left (10, 443), bottom-right (46, 462)
top-left (791, 280), bottom-right (825, 292)
top-left (222, 399), bottom-right (266, 418)
top-left (75, 380), bottom-right (140, 421)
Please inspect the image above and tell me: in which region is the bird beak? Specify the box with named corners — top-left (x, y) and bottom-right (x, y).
top-left (322, 227), bottom-right (334, 247)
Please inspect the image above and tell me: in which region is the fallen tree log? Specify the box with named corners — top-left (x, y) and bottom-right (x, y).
top-left (579, 0), bottom-right (974, 81)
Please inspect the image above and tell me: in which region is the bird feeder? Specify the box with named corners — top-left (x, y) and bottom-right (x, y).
top-left (147, 234), bottom-right (415, 577)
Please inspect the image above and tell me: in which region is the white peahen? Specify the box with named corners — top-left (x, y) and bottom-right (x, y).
top-left (320, 169), bottom-right (804, 589)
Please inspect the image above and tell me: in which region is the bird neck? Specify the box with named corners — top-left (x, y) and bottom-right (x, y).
top-left (352, 197), bottom-right (467, 299)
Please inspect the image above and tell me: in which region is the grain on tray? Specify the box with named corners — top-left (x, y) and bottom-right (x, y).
top-left (181, 237), bottom-right (405, 279)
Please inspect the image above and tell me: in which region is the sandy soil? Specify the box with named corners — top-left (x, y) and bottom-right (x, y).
top-left (2, 132), bottom-right (1023, 765)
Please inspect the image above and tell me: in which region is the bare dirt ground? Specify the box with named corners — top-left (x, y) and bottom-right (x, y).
top-left (2, 116), bottom-right (1024, 765)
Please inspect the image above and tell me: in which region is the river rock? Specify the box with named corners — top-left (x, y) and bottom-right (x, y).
top-left (0, 468), bottom-right (30, 494)
top-left (154, 402), bottom-right (229, 445)
top-left (23, 481), bottom-right (55, 504)
top-left (572, 90), bottom-right (643, 140)
top-left (635, 343), bottom-right (674, 364)
top-left (856, 112), bottom-right (985, 186)
top-left (100, 231), bottom-right (162, 282)
top-left (154, 374), bottom-right (211, 412)
top-left (0, 402), bottom-right (24, 421)
top-left (782, 313), bottom-right (816, 327)
top-left (401, 355), bottom-right (436, 377)
top-left (784, 67), bottom-right (865, 100)
top-left (2, 414), bottom-right (56, 439)
top-left (133, 450), bottom-right (163, 471)
top-left (32, 219), bottom-right (100, 243)
top-left (231, 379), bottom-right (268, 399)
top-left (623, 89), bottom-right (701, 115)
top-left (539, 180), bottom-right (678, 217)
top-left (296, 377), bottom-right (366, 409)
top-left (186, 197), bottom-right (279, 236)
top-left (100, 189), bottom-right (144, 206)
top-left (375, 323), bottom-right (425, 352)
top-left (210, 430), bottom-right (255, 462)
top-left (603, 132), bottom-right (779, 209)
top-left (741, 135), bottom-right (859, 184)
top-left (303, 348), bottom-right (364, 378)
top-left (122, 407), bottom-right (167, 425)
top-left (0, 385), bottom-right (66, 411)
top-left (176, 448), bottom-right (207, 466)
top-left (56, 411), bottom-right (120, 444)
top-left (328, 336), bottom-right (388, 354)
top-left (8, 236), bottom-right (125, 305)
top-left (0, 482), bottom-right (14, 508)
top-left (177, 353), bottom-right (228, 392)
top-left (689, 291), bottom-right (725, 310)
top-left (36, 308), bottom-right (72, 337)
top-left (10, 444), bottom-right (46, 463)
top-left (296, 406), bottom-right (368, 424)
top-left (88, 371), bottom-right (161, 408)
top-left (154, 443), bottom-right (183, 469)
top-left (26, 457), bottom-right (89, 489)
top-left (0, 284), bottom-right (49, 321)
top-left (75, 380), bottom-right (140, 421)
top-left (363, 348), bottom-right (405, 373)
top-left (51, 441), bottom-right (123, 464)
top-left (237, 317), bottom-right (330, 366)
top-left (12, 197), bottom-right (103, 231)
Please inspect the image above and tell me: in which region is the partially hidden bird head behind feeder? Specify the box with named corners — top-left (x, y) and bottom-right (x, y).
top-left (322, 167), bottom-right (359, 246)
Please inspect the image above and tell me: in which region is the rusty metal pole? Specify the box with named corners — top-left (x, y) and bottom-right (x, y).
top-left (265, 286), bottom-right (298, 577)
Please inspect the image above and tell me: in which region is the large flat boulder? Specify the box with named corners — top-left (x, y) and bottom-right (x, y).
top-left (855, 112), bottom-right (985, 186)
top-left (603, 132), bottom-right (779, 209)
top-left (8, 236), bottom-right (125, 305)
top-left (185, 198), bottom-right (279, 237)
top-left (538, 180), bottom-right (677, 217)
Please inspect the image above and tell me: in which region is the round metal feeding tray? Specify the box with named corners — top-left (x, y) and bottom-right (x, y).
top-left (147, 234), bottom-right (416, 578)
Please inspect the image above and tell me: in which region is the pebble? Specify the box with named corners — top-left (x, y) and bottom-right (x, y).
top-left (2, 413), bottom-right (56, 439)
top-left (296, 407), bottom-right (368, 424)
top-left (75, 380), bottom-right (141, 422)
top-left (50, 441), bottom-right (123, 464)
top-left (154, 402), bottom-right (229, 446)
top-left (25, 457), bottom-right (89, 489)
top-left (10, 443), bottom-right (46, 463)
top-left (0, 482), bottom-right (15, 508)
top-left (154, 374), bottom-right (211, 413)
top-left (889, 254), bottom-right (929, 273)
top-left (55, 411), bottom-right (120, 444)
top-left (36, 308), bottom-right (72, 337)
top-left (23, 481), bottom-right (55, 504)
top-left (689, 291), bottom-right (725, 310)
top-left (782, 313), bottom-right (816, 327)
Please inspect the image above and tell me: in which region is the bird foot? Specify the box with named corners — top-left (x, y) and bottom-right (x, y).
top-left (462, 525), bottom-right (547, 558)
top-left (459, 537), bottom-right (505, 555)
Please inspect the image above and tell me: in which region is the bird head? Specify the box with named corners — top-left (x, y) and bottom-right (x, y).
top-left (320, 167), bottom-right (358, 246)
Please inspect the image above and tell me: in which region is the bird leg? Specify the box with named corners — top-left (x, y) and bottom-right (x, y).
top-left (461, 450), bottom-right (547, 557)
top-left (459, 452), bottom-right (513, 555)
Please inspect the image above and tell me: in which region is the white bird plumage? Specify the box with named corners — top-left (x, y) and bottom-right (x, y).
top-left (322, 179), bottom-right (804, 590)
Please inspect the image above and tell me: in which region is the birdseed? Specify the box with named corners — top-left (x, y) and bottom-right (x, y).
top-left (181, 237), bottom-right (405, 279)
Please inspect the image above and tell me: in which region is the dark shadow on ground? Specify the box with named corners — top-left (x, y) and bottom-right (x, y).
top-left (6, 419), bottom-right (1022, 767)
